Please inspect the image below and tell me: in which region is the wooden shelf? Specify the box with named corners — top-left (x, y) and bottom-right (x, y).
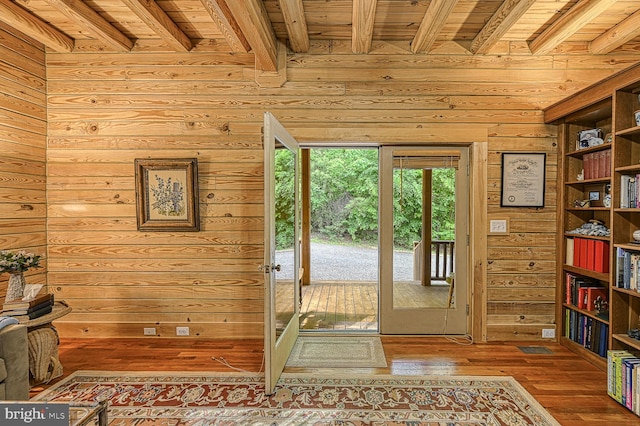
top-left (563, 264), bottom-right (609, 282)
top-left (567, 143), bottom-right (612, 157)
top-left (562, 303), bottom-right (609, 324)
top-left (612, 286), bottom-right (640, 299)
top-left (612, 333), bottom-right (640, 352)
top-left (616, 126), bottom-right (640, 137)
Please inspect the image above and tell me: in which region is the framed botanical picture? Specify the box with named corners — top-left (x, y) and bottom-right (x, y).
top-left (135, 158), bottom-right (200, 231)
top-left (500, 152), bottom-right (546, 208)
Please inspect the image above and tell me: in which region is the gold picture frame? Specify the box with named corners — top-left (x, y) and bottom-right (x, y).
top-left (135, 158), bottom-right (200, 231)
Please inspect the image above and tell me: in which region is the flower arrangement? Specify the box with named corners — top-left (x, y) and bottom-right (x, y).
top-left (0, 249), bottom-right (41, 274)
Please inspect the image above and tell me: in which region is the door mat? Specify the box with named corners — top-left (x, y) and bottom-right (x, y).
top-left (286, 336), bottom-right (387, 368)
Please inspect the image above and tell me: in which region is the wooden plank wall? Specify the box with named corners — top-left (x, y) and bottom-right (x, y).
top-left (4, 29), bottom-right (639, 340)
top-left (0, 23), bottom-right (47, 298)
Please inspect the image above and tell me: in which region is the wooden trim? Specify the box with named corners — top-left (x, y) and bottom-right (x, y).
top-left (543, 62), bottom-right (640, 123)
top-left (471, 142), bottom-right (488, 342)
top-left (301, 149), bottom-right (310, 286)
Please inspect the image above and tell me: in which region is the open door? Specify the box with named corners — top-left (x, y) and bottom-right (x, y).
top-left (262, 112), bottom-right (300, 395)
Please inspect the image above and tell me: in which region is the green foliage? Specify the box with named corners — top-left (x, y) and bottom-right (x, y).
top-left (310, 149), bottom-right (379, 244)
top-left (273, 148), bottom-right (456, 250)
top-left (274, 149), bottom-right (296, 249)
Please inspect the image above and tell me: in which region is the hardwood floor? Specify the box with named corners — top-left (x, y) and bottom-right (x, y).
top-left (31, 337), bottom-right (640, 425)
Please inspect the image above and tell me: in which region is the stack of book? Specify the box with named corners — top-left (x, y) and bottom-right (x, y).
top-left (608, 350), bottom-right (640, 415)
top-left (2, 292), bottom-right (54, 321)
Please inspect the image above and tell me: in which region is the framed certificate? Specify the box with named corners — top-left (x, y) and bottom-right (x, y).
top-left (500, 152), bottom-right (546, 208)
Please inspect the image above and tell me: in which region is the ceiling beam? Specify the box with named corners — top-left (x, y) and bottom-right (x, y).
top-left (411, 0), bottom-right (460, 53)
top-left (278, 0), bottom-right (309, 52)
top-left (470, 0), bottom-right (536, 54)
top-left (120, 0), bottom-right (191, 52)
top-left (529, 0), bottom-right (617, 55)
top-left (0, 0), bottom-right (74, 52)
top-left (199, 0), bottom-right (250, 53)
top-left (352, 0), bottom-right (377, 54)
top-left (45, 0), bottom-right (133, 51)
top-left (590, 9), bottom-right (640, 54)
top-left (224, 0), bottom-right (278, 71)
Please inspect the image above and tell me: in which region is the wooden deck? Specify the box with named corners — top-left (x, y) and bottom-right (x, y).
top-left (299, 280), bottom-right (451, 331)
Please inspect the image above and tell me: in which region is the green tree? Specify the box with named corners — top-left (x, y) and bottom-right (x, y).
top-left (274, 148), bottom-right (456, 249)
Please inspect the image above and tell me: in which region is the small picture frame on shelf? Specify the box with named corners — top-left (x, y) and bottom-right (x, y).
top-left (584, 183), bottom-right (610, 207)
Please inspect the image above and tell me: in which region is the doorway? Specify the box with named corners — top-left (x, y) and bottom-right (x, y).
top-left (296, 145), bottom-right (469, 335)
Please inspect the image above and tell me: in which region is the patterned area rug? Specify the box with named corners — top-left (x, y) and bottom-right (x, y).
top-left (33, 371), bottom-right (560, 425)
top-left (286, 336), bottom-right (388, 367)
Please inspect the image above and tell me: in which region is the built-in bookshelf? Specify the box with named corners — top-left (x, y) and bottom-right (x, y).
top-left (546, 63), bottom-right (640, 416)
top-left (559, 97), bottom-right (612, 370)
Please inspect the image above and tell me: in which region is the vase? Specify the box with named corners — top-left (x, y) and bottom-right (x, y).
top-left (5, 272), bottom-right (26, 304)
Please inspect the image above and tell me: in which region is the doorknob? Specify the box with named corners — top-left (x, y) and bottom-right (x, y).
top-left (258, 264), bottom-right (281, 273)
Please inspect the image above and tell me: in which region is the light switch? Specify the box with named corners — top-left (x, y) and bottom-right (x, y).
top-left (489, 219), bottom-right (508, 234)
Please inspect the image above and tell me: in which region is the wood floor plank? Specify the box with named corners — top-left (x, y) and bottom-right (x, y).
top-left (35, 337), bottom-right (640, 425)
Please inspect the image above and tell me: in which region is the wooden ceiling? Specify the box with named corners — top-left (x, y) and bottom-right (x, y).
top-left (2, 0), bottom-right (640, 72)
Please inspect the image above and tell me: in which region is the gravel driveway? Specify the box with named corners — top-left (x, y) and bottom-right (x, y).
top-left (275, 242), bottom-right (414, 281)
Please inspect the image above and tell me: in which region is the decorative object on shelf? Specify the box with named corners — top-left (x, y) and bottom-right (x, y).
top-left (0, 250), bottom-right (41, 304)
top-left (566, 219), bottom-right (610, 237)
top-left (577, 169), bottom-right (584, 181)
top-left (574, 199), bottom-right (590, 208)
top-left (633, 230), bottom-right (640, 242)
top-left (627, 329), bottom-right (640, 340)
top-left (594, 295), bottom-right (608, 315)
top-left (577, 128), bottom-right (602, 149)
top-left (604, 133), bottom-right (613, 143)
top-left (634, 110), bottom-right (640, 127)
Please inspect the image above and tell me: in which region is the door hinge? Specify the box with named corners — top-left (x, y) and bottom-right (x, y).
top-left (466, 304), bottom-right (469, 315)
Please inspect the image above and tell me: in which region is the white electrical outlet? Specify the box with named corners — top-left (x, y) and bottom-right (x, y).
top-left (143, 327), bottom-right (156, 336)
top-left (542, 328), bottom-right (555, 338)
top-left (176, 326), bottom-right (190, 336)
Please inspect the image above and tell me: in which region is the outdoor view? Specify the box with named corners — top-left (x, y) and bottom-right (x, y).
top-left (275, 148), bottom-right (456, 330)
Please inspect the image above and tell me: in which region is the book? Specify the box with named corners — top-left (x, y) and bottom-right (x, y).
top-left (2, 297), bottom-right (53, 316)
top-left (12, 304), bottom-right (53, 321)
top-left (566, 237), bottom-right (574, 266)
top-left (2, 292), bottom-right (53, 311)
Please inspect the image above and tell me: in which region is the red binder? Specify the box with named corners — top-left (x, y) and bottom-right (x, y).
top-left (594, 240), bottom-right (610, 273)
top-left (586, 239), bottom-right (596, 271)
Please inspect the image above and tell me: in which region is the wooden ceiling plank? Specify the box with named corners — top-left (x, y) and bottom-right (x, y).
top-left (120, 0), bottom-right (192, 52)
top-left (589, 9), bottom-right (640, 54)
top-left (352, 0), bottom-right (377, 54)
top-left (278, 0), bottom-right (309, 53)
top-left (411, 0), bottom-right (460, 54)
top-left (45, 0), bottom-right (133, 52)
top-left (224, 0), bottom-right (278, 71)
top-left (0, 0), bottom-right (73, 52)
top-left (199, 0), bottom-right (250, 53)
top-left (528, 0), bottom-right (618, 55)
top-left (470, 0), bottom-right (536, 55)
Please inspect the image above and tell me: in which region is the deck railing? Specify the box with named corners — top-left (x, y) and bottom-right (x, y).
top-left (412, 240), bottom-right (455, 281)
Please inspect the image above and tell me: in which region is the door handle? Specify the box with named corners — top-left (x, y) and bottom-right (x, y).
top-left (259, 264), bottom-right (281, 273)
